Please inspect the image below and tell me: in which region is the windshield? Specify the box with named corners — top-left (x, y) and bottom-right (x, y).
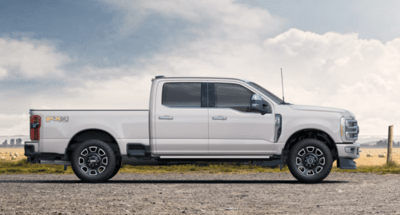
top-left (247, 82), bottom-right (285, 104)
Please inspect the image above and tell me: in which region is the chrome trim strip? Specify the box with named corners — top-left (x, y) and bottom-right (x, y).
top-left (274, 114), bottom-right (282, 143)
top-left (153, 77), bottom-right (247, 82)
top-left (160, 156), bottom-right (271, 159)
top-left (29, 109), bottom-right (149, 111)
top-left (39, 160), bottom-right (71, 165)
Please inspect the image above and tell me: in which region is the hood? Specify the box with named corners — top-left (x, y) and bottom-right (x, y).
top-left (289, 105), bottom-right (355, 118)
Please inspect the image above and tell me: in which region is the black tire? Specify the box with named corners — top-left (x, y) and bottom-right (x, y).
top-left (108, 160), bottom-right (121, 180)
top-left (287, 139), bottom-right (333, 183)
top-left (71, 139), bottom-right (116, 183)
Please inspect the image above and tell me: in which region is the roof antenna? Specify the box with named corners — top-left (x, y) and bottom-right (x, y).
top-left (281, 68), bottom-right (285, 104)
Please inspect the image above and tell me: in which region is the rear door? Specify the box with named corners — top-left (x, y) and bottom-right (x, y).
top-left (208, 82), bottom-right (275, 155)
top-left (154, 81), bottom-right (209, 154)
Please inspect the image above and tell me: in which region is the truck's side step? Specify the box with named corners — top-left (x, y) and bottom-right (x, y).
top-left (122, 154), bottom-right (282, 168)
top-left (128, 149), bottom-right (146, 157)
top-left (160, 155), bottom-right (271, 159)
top-left (127, 143), bottom-right (150, 158)
top-left (160, 158), bottom-right (281, 168)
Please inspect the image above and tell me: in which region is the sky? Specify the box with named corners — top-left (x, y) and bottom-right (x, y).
top-left (0, 0), bottom-right (399, 136)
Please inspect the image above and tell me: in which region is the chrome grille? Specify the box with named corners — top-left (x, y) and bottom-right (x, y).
top-left (345, 119), bottom-right (359, 140)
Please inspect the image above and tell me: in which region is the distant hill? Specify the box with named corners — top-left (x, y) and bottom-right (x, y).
top-left (358, 135), bottom-right (400, 148)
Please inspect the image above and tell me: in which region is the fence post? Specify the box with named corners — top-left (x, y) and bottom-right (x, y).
top-left (387, 125), bottom-right (394, 164)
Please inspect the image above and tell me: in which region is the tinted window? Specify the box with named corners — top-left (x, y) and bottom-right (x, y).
top-left (214, 83), bottom-right (254, 112)
top-left (162, 83), bottom-right (202, 107)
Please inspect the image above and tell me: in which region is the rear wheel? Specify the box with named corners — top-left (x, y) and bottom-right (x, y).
top-left (287, 139), bottom-right (333, 183)
top-left (71, 139), bottom-right (116, 183)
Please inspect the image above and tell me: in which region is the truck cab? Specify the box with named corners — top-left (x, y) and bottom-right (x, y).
top-left (25, 76), bottom-right (360, 183)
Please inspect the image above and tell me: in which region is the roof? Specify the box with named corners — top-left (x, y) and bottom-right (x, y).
top-left (153, 75), bottom-right (246, 82)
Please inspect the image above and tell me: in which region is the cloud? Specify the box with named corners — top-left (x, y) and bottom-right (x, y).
top-left (124, 27), bottom-right (400, 135)
top-left (101, 0), bottom-right (284, 40)
top-left (2, 0), bottom-right (400, 137)
top-left (0, 67), bottom-right (7, 79)
top-left (37, 72), bottom-right (154, 110)
top-left (0, 38), bottom-right (71, 80)
top-left (0, 37), bottom-right (74, 122)
top-left (0, 113), bottom-right (29, 136)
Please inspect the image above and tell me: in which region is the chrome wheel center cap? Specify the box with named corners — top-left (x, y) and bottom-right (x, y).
top-left (86, 154), bottom-right (101, 168)
top-left (303, 154), bottom-right (318, 168)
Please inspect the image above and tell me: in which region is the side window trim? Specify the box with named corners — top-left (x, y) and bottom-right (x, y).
top-left (208, 83), bottom-right (215, 107)
top-left (201, 83), bottom-right (208, 107)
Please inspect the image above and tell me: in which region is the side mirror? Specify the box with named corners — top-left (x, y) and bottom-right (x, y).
top-left (251, 94), bottom-right (267, 114)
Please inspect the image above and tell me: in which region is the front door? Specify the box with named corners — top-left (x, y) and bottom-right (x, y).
top-left (155, 82), bottom-right (209, 154)
top-left (208, 82), bottom-right (275, 155)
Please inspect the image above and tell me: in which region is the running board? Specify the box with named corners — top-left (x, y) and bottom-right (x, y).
top-left (39, 160), bottom-right (71, 166)
top-left (160, 156), bottom-right (271, 159)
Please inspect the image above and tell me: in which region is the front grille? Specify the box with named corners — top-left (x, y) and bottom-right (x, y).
top-left (345, 119), bottom-right (359, 140)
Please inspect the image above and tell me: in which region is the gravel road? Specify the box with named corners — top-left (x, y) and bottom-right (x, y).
top-left (0, 172), bottom-right (400, 214)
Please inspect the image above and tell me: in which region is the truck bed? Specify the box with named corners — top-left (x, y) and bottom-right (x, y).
top-left (30, 109), bottom-right (149, 154)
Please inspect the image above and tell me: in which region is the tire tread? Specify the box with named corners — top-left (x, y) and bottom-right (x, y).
top-left (71, 139), bottom-right (117, 183)
top-left (287, 138), bottom-right (333, 184)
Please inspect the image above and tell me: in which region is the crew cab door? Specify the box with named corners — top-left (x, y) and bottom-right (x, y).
top-left (154, 81), bottom-right (208, 154)
top-left (208, 82), bottom-right (275, 155)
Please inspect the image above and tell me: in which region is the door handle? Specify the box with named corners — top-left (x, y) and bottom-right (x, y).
top-left (212, 116), bottom-right (227, 120)
top-left (159, 116), bottom-right (173, 120)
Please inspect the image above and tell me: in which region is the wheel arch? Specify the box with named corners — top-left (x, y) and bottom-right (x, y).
top-left (66, 129), bottom-right (121, 161)
top-left (282, 128), bottom-right (338, 161)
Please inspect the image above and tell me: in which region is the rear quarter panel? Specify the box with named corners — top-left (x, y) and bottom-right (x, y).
top-left (31, 110), bottom-right (149, 154)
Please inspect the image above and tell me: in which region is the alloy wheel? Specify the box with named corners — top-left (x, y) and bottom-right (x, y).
top-left (295, 146), bottom-right (326, 176)
top-left (78, 146), bottom-right (109, 176)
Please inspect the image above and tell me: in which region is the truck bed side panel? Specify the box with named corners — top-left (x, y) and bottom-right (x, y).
top-left (31, 110), bottom-right (149, 155)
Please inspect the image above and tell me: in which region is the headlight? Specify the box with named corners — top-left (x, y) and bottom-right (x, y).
top-left (340, 116), bottom-right (359, 141)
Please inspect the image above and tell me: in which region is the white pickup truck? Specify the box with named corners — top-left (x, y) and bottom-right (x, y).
top-left (25, 76), bottom-right (360, 183)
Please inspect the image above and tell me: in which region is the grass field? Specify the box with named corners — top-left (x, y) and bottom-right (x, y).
top-left (356, 148), bottom-right (400, 166)
top-left (1, 147), bottom-right (400, 175)
top-left (0, 148), bottom-right (24, 161)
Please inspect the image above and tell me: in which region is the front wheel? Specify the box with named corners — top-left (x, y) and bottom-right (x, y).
top-left (71, 139), bottom-right (117, 183)
top-left (108, 160), bottom-right (121, 180)
top-left (287, 139), bottom-right (333, 183)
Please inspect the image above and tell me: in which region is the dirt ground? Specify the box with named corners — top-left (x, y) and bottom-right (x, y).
top-left (0, 172), bottom-right (399, 214)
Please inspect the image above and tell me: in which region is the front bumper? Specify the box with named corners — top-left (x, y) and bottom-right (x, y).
top-left (336, 142), bottom-right (360, 169)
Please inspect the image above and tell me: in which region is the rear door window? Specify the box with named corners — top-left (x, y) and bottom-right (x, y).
top-left (162, 83), bottom-right (203, 108)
